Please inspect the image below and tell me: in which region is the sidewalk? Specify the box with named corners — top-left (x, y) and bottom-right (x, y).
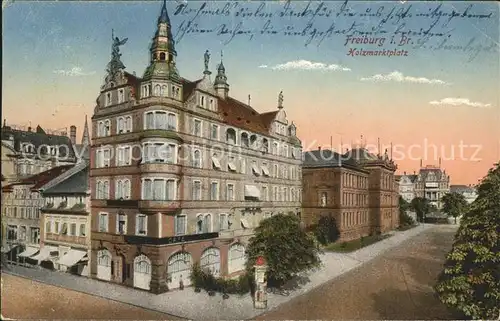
top-left (3, 224), bottom-right (436, 321)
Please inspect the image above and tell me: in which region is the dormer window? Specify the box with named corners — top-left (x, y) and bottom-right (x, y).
top-left (226, 128), bottom-right (236, 145)
top-left (241, 132), bottom-right (249, 148)
top-left (118, 89), bottom-right (125, 103)
top-left (105, 92), bottom-right (111, 106)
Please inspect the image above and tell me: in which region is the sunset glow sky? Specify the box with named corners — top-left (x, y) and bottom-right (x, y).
top-left (3, 1), bottom-right (499, 185)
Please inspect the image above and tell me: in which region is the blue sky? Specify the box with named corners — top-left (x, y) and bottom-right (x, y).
top-left (2, 0), bottom-right (499, 184)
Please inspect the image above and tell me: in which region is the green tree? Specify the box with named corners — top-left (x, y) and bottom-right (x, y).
top-left (245, 214), bottom-right (322, 287)
top-left (434, 163), bottom-right (500, 320)
top-left (314, 215), bottom-right (340, 245)
top-left (410, 197), bottom-right (431, 222)
top-left (399, 196), bottom-right (415, 227)
top-left (442, 192), bottom-right (469, 224)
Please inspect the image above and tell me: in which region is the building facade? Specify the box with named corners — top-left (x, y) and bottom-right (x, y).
top-left (450, 185), bottom-right (478, 204)
top-left (1, 121), bottom-right (77, 185)
top-left (302, 148), bottom-right (399, 242)
top-left (90, 1), bottom-right (302, 293)
top-left (414, 164), bottom-right (450, 209)
top-left (1, 166), bottom-right (73, 257)
top-left (395, 172), bottom-right (418, 203)
top-left (40, 161), bottom-right (91, 275)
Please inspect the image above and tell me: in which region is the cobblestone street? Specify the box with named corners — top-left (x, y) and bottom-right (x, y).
top-left (257, 225), bottom-right (457, 320)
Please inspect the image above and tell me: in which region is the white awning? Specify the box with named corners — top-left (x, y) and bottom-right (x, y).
top-left (18, 246), bottom-right (39, 258)
top-left (244, 185), bottom-right (261, 199)
top-left (241, 218), bottom-right (250, 229)
top-left (252, 164), bottom-right (260, 176)
top-left (212, 156), bottom-right (221, 169)
top-left (228, 162), bottom-right (236, 171)
top-left (31, 246), bottom-right (58, 262)
top-left (58, 249), bottom-right (87, 267)
top-left (261, 166), bottom-right (270, 176)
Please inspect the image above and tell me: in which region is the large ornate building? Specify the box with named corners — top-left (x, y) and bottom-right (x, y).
top-left (396, 172), bottom-right (418, 203)
top-left (90, 1), bottom-right (302, 293)
top-left (302, 147), bottom-right (399, 241)
top-left (413, 162), bottom-right (450, 209)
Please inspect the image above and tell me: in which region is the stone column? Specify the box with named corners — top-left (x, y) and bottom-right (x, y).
top-left (150, 263), bottom-right (168, 294)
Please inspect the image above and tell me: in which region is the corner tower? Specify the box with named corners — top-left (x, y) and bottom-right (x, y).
top-left (143, 0), bottom-right (179, 80)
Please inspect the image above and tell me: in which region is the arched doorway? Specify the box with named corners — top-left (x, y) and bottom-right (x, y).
top-left (200, 247), bottom-right (221, 277)
top-left (228, 243), bottom-right (246, 274)
top-left (166, 252), bottom-right (192, 290)
top-left (133, 254), bottom-right (152, 290)
top-left (96, 249), bottom-right (112, 281)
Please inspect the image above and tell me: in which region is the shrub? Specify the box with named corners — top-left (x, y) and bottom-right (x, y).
top-left (190, 263), bottom-right (252, 296)
top-left (399, 210), bottom-right (415, 227)
top-left (314, 215), bottom-right (340, 245)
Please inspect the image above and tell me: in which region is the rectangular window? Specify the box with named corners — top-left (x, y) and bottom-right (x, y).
top-left (226, 184), bottom-right (235, 201)
top-left (262, 186), bottom-right (268, 201)
top-left (219, 214), bottom-right (228, 231)
top-left (136, 214), bottom-right (147, 236)
top-left (80, 224), bottom-right (86, 237)
top-left (210, 181), bottom-right (219, 200)
top-left (210, 124), bottom-right (219, 140)
top-left (98, 213), bottom-right (108, 232)
top-left (193, 119), bottom-right (202, 137)
top-left (192, 180), bottom-right (202, 200)
top-left (118, 89), bottom-right (125, 103)
top-left (54, 222), bottom-right (60, 234)
top-left (70, 223), bottom-right (77, 236)
top-left (30, 227), bottom-right (40, 244)
top-left (117, 214), bottom-right (127, 234)
top-left (167, 113), bottom-right (177, 130)
top-left (174, 215), bottom-right (186, 236)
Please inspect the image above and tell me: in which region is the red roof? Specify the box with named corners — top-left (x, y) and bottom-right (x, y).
top-left (2, 165), bottom-right (74, 192)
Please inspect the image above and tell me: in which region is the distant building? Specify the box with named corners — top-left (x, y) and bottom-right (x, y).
top-left (302, 147), bottom-right (399, 242)
top-left (450, 185), bottom-right (478, 204)
top-left (1, 165), bottom-right (73, 258)
top-left (1, 121), bottom-right (78, 184)
top-left (414, 162), bottom-right (450, 209)
top-left (395, 171), bottom-right (418, 203)
top-left (39, 161), bottom-right (91, 276)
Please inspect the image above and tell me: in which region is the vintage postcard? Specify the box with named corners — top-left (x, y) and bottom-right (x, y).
top-left (1, 0), bottom-right (499, 320)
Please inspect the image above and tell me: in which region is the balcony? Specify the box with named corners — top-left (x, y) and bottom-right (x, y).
top-left (124, 232), bottom-right (219, 245)
top-left (140, 129), bottom-right (183, 142)
top-left (106, 199), bottom-right (139, 208)
top-left (45, 233), bottom-right (88, 246)
top-left (139, 200), bottom-right (181, 212)
top-left (139, 162), bottom-right (181, 175)
top-left (219, 228), bottom-right (255, 239)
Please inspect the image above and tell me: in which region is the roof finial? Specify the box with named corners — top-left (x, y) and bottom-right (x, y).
top-left (221, 50), bottom-right (223, 63)
top-left (82, 114), bottom-right (90, 146)
top-left (278, 90), bottom-right (284, 109)
top-left (248, 94), bottom-right (251, 106)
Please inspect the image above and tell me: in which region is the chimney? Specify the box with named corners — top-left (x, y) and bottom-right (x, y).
top-left (404, 171), bottom-right (406, 175)
top-left (318, 146), bottom-right (321, 151)
top-left (70, 125), bottom-right (77, 145)
top-left (28, 127), bottom-right (32, 132)
top-left (413, 171), bottom-right (416, 175)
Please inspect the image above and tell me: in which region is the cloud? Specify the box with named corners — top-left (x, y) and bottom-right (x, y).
top-left (259, 60), bottom-right (351, 72)
top-left (360, 71), bottom-right (448, 84)
top-left (53, 67), bottom-right (96, 76)
top-left (429, 98), bottom-right (491, 108)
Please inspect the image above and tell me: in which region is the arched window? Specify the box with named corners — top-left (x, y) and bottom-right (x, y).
top-left (240, 132), bottom-right (249, 148)
top-left (200, 247), bottom-right (221, 277)
top-left (203, 214), bottom-right (212, 233)
top-left (167, 252), bottom-right (193, 289)
top-left (226, 128), bottom-right (236, 145)
top-left (159, 52), bottom-right (166, 61)
top-left (154, 85), bottom-right (161, 96)
top-left (228, 243), bottom-right (246, 274)
top-left (97, 249), bottom-right (112, 281)
top-left (161, 85), bottom-right (167, 97)
top-left (133, 254), bottom-right (152, 290)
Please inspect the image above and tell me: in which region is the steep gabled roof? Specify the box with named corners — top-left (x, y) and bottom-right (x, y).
top-left (43, 164), bottom-right (89, 195)
top-left (302, 149), bottom-right (364, 171)
top-left (2, 165), bottom-right (74, 192)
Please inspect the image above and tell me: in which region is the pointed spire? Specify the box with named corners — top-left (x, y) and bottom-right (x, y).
top-left (82, 115), bottom-right (90, 146)
top-left (158, 0), bottom-right (171, 25)
top-left (214, 50), bottom-right (229, 99)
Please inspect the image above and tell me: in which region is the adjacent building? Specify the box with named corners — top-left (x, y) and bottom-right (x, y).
top-left (1, 165), bottom-right (73, 258)
top-left (90, 1), bottom-right (302, 293)
top-left (302, 147), bottom-right (399, 242)
top-left (450, 185), bottom-right (478, 204)
top-left (396, 172), bottom-right (418, 203)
